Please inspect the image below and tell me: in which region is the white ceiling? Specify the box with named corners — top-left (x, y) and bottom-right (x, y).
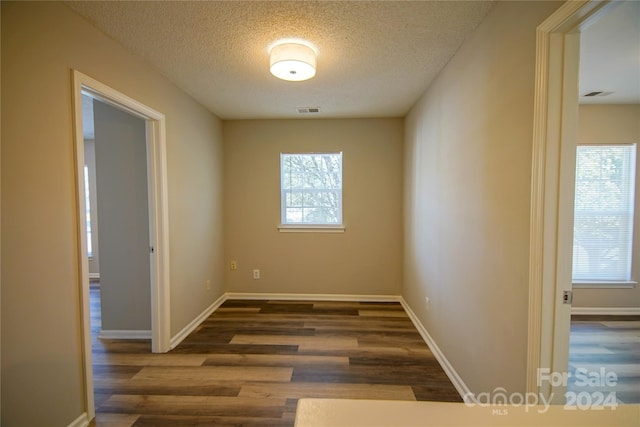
top-left (67, 1), bottom-right (639, 121)
top-left (579, 0), bottom-right (640, 104)
top-left (65, 1), bottom-right (494, 120)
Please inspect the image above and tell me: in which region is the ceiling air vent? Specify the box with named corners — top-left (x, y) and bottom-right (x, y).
top-left (297, 107), bottom-right (320, 114)
top-left (583, 91), bottom-right (614, 97)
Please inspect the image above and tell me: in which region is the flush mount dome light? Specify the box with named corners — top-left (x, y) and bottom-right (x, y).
top-left (270, 42), bottom-right (316, 82)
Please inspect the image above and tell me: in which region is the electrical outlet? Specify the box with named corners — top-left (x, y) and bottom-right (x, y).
top-left (425, 297), bottom-right (430, 310)
top-left (230, 260), bottom-right (237, 270)
top-left (205, 280), bottom-right (211, 290)
top-left (253, 269), bottom-right (260, 280)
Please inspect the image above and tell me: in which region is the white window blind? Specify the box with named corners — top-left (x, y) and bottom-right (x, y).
top-left (572, 144), bottom-right (637, 282)
top-left (280, 153), bottom-right (342, 225)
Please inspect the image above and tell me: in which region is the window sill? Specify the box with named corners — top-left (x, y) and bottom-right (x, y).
top-left (278, 224), bottom-right (345, 233)
top-left (573, 281), bottom-right (637, 289)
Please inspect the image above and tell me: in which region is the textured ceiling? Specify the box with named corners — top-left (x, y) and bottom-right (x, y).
top-left (65, 1), bottom-right (494, 119)
top-left (579, 0), bottom-right (640, 104)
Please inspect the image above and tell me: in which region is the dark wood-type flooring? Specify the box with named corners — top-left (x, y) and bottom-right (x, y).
top-left (89, 285), bottom-right (461, 426)
top-left (568, 315), bottom-right (640, 404)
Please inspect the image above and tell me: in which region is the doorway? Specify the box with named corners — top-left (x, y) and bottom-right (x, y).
top-left (83, 93), bottom-right (153, 340)
top-left (527, 0), bottom-right (638, 404)
top-left (568, 0), bottom-right (640, 404)
top-left (72, 70), bottom-right (171, 420)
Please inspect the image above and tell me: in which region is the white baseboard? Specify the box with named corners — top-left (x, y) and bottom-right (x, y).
top-left (67, 412), bottom-right (90, 427)
top-left (98, 329), bottom-right (151, 340)
top-left (399, 297), bottom-right (473, 403)
top-left (224, 292), bottom-right (401, 302)
top-left (169, 293), bottom-right (228, 349)
top-left (571, 307), bottom-right (640, 316)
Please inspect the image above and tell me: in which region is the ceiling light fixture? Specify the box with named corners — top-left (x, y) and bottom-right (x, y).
top-left (270, 42), bottom-right (316, 82)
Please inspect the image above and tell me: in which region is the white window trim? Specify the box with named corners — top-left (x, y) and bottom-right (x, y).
top-left (280, 152), bottom-right (343, 227)
top-left (278, 224), bottom-right (345, 233)
top-left (573, 281), bottom-right (637, 289)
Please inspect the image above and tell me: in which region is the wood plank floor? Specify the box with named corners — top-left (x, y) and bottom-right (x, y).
top-left (89, 286), bottom-right (461, 426)
top-left (568, 315), bottom-right (640, 404)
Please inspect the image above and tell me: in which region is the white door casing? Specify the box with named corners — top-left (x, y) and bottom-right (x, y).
top-left (71, 70), bottom-right (171, 419)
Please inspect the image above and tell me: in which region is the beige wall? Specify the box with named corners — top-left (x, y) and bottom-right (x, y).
top-left (573, 104), bottom-right (640, 308)
top-left (223, 119), bottom-right (403, 296)
top-left (403, 0), bottom-right (561, 395)
top-left (1, 2), bottom-right (224, 425)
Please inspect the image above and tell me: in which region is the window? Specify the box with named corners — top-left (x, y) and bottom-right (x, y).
top-left (572, 144), bottom-right (637, 282)
top-left (280, 152), bottom-right (343, 227)
top-left (84, 165), bottom-right (93, 258)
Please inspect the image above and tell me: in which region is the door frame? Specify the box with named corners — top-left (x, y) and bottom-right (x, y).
top-left (71, 70), bottom-right (171, 419)
top-left (526, 0), bottom-right (619, 402)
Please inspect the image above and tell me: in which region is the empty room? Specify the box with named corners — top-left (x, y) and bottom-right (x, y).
top-left (1, 1), bottom-right (638, 426)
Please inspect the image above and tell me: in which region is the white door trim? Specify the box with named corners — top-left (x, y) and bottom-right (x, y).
top-left (71, 70), bottom-right (171, 420)
top-left (527, 0), bottom-right (618, 402)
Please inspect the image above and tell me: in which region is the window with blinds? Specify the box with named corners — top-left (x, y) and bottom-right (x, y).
top-left (280, 153), bottom-right (342, 226)
top-left (572, 144), bottom-right (637, 282)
